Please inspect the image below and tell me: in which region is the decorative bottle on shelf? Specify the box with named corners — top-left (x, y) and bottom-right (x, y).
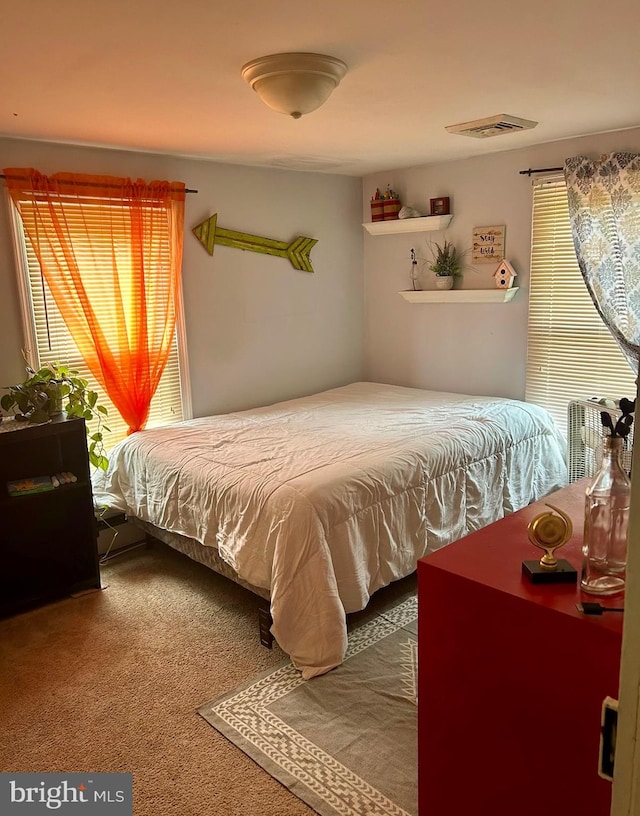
top-left (581, 427), bottom-right (631, 596)
top-left (409, 248), bottom-right (421, 291)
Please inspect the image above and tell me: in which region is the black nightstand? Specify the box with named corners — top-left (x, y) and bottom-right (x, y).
top-left (0, 415), bottom-right (101, 617)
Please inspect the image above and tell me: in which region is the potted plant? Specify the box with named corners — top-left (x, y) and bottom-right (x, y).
top-left (1, 360), bottom-right (110, 470)
top-left (426, 240), bottom-right (465, 290)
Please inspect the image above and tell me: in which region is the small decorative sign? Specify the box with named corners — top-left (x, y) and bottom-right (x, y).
top-left (472, 225), bottom-right (505, 263)
top-left (430, 197), bottom-right (450, 216)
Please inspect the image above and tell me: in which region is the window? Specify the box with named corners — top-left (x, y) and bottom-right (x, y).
top-left (525, 175), bottom-right (636, 438)
top-left (8, 198), bottom-right (190, 452)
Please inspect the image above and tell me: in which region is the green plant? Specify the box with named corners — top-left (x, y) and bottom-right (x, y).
top-left (426, 239), bottom-right (465, 277)
top-left (1, 360), bottom-right (110, 470)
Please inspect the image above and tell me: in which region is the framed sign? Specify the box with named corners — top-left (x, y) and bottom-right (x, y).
top-left (430, 197), bottom-right (450, 216)
top-left (472, 225), bottom-right (505, 263)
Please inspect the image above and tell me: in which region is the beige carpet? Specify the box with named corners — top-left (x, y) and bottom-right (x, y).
top-left (0, 540), bottom-right (416, 816)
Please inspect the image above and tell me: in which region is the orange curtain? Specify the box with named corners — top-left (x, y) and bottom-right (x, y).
top-left (4, 168), bottom-right (186, 433)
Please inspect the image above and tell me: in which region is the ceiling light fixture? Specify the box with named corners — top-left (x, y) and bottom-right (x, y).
top-left (241, 52), bottom-right (348, 119)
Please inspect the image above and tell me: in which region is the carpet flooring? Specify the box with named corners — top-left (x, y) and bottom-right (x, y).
top-left (0, 539), bottom-right (416, 816)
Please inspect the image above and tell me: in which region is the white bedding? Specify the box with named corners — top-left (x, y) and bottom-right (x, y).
top-left (92, 382), bottom-right (567, 678)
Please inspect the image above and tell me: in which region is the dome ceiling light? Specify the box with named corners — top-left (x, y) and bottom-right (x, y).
top-left (241, 52), bottom-right (348, 119)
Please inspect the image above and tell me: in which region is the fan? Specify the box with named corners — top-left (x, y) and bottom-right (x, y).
top-left (567, 398), bottom-right (634, 482)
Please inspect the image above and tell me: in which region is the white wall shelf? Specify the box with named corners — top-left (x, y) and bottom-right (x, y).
top-left (398, 288), bottom-right (519, 304)
top-left (363, 214), bottom-right (453, 235)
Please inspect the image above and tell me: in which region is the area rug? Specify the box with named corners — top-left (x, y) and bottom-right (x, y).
top-left (198, 595), bottom-right (417, 816)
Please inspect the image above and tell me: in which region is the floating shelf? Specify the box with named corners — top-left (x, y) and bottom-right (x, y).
top-left (363, 214), bottom-right (453, 235)
top-left (398, 288), bottom-right (519, 304)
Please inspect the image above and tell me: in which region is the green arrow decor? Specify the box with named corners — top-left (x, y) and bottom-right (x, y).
top-left (192, 213), bottom-right (318, 273)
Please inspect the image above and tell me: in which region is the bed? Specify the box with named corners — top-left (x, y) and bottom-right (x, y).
top-left (91, 381), bottom-right (567, 679)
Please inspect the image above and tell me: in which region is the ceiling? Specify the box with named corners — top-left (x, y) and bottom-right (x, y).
top-left (2, 0), bottom-right (639, 177)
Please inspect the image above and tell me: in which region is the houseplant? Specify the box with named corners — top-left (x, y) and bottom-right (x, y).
top-left (426, 239), bottom-right (465, 290)
top-left (1, 360), bottom-right (110, 470)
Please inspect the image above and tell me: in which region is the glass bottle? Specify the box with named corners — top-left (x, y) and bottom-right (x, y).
top-left (581, 435), bottom-right (630, 595)
top-left (410, 248), bottom-right (421, 291)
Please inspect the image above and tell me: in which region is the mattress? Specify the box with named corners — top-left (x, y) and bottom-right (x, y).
top-left (92, 381), bottom-right (567, 678)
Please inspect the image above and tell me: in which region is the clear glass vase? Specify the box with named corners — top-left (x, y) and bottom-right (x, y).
top-left (581, 435), bottom-right (630, 595)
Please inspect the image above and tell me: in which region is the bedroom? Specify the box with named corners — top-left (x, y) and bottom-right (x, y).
top-left (0, 0), bottom-right (639, 814)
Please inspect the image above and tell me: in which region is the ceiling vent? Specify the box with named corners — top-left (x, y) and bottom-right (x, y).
top-left (445, 114), bottom-right (538, 138)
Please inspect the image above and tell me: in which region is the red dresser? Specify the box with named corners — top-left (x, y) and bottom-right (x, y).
top-left (418, 480), bottom-right (623, 816)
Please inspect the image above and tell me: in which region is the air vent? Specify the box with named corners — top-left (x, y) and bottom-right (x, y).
top-left (446, 114), bottom-right (538, 139)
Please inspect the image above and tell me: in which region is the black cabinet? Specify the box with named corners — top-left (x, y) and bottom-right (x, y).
top-left (0, 416), bottom-right (101, 617)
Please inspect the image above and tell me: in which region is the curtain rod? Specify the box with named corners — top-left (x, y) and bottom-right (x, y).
top-left (519, 166), bottom-right (563, 176)
top-left (0, 174), bottom-right (197, 193)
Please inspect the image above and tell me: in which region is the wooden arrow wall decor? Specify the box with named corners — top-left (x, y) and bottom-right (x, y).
top-left (192, 214), bottom-right (318, 273)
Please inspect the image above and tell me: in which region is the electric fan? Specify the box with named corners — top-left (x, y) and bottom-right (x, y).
top-left (567, 398), bottom-right (634, 482)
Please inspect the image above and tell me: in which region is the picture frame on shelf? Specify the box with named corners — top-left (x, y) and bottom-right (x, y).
top-left (430, 197), bottom-right (450, 216)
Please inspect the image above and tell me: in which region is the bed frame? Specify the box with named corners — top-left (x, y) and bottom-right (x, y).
top-left (131, 518), bottom-right (275, 648)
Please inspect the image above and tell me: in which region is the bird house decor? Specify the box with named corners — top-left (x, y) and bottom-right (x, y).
top-left (493, 260), bottom-right (517, 289)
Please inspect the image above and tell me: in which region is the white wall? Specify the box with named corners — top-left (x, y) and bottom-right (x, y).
top-left (0, 139), bottom-right (364, 416)
top-left (3, 129), bottom-right (639, 418)
top-left (362, 127), bottom-right (640, 400)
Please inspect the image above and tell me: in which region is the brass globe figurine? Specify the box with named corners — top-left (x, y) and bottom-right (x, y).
top-left (523, 503), bottom-right (577, 583)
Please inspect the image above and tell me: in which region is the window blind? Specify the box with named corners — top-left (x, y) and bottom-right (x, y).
top-left (13, 200), bottom-right (185, 453)
top-left (525, 176), bottom-right (636, 438)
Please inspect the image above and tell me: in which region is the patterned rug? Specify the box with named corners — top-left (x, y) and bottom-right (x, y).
top-left (198, 595), bottom-right (417, 816)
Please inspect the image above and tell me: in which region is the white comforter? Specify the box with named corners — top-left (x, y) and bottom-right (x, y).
top-left (92, 382), bottom-right (567, 678)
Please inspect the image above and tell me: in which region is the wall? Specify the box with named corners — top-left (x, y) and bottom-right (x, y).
top-left (362, 127), bottom-right (640, 400)
top-left (3, 130), bottom-right (639, 416)
top-left (0, 139), bottom-right (364, 416)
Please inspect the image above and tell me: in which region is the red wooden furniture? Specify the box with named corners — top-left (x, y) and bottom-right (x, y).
top-left (418, 480), bottom-right (623, 816)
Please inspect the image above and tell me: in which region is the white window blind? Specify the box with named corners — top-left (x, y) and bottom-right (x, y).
top-left (10, 199), bottom-right (187, 453)
top-left (525, 175), bottom-right (636, 438)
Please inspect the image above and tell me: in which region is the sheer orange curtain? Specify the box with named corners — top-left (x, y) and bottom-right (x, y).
top-left (4, 168), bottom-right (186, 433)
